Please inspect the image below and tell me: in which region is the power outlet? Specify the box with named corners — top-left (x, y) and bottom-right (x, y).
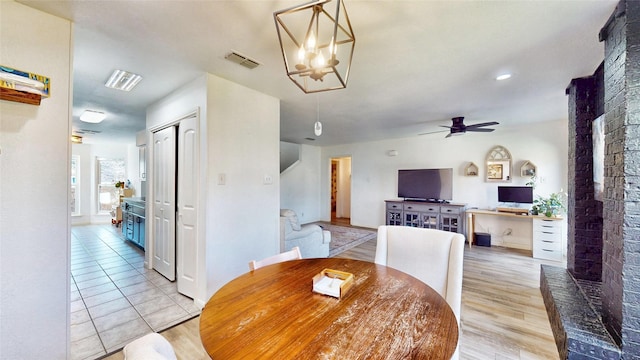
top-left (263, 174), bottom-right (273, 185)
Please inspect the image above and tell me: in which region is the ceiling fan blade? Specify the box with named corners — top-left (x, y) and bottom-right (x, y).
top-left (465, 121), bottom-right (499, 129)
top-left (418, 129), bottom-right (448, 136)
top-left (422, 118), bottom-right (499, 137)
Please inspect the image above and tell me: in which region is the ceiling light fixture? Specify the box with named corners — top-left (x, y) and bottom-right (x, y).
top-left (274, 0), bottom-right (356, 94)
top-left (71, 134), bottom-right (83, 144)
top-left (79, 110), bottom-right (106, 123)
top-left (105, 69), bottom-right (142, 91)
top-left (496, 73), bottom-right (512, 81)
top-left (314, 96), bottom-right (322, 136)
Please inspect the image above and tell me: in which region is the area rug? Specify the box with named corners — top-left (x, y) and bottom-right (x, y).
top-left (312, 222), bottom-right (377, 257)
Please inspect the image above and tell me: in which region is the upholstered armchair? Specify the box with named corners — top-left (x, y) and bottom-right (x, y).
top-left (280, 209), bottom-right (331, 258)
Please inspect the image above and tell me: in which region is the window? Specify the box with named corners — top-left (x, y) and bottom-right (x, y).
top-left (96, 158), bottom-right (125, 214)
top-left (71, 155), bottom-right (80, 216)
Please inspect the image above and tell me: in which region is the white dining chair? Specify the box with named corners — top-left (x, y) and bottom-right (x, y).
top-left (248, 246), bottom-right (302, 271)
top-left (375, 225), bottom-right (465, 360)
top-left (123, 332), bottom-right (177, 360)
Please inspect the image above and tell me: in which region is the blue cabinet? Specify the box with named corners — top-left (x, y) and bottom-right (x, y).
top-left (134, 215), bottom-right (145, 249)
top-left (122, 198), bottom-right (145, 250)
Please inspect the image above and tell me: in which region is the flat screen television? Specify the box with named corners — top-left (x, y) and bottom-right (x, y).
top-left (397, 168), bottom-right (453, 202)
top-left (498, 186), bottom-right (533, 204)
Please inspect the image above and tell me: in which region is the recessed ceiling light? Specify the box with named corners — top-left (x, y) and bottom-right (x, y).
top-left (496, 73), bottom-right (512, 81)
top-left (80, 110), bottom-right (106, 123)
top-left (105, 69), bottom-right (142, 91)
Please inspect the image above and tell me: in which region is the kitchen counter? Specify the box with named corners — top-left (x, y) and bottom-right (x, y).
top-left (124, 197), bottom-right (145, 206)
top-left (123, 197), bottom-right (145, 217)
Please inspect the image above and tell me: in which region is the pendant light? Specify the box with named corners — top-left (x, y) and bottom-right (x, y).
top-left (274, 0), bottom-right (356, 94)
top-left (314, 95), bottom-right (322, 136)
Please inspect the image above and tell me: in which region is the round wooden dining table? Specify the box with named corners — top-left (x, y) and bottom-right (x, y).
top-left (199, 258), bottom-right (458, 359)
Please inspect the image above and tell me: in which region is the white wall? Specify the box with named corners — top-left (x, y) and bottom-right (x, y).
top-left (205, 74), bottom-right (280, 298)
top-left (147, 73), bottom-right (280, 307)
top-left (280, 144), bottom-right (322, 223)
top-left (0, 1), bottom-right (72, 358)
top-left (318, 120), bottom-right (568, 229)
top-left (280, 141), bottom-right (300, 173)
top-left (72, 144), bottom-right (92, 225)
top-left (126, 143), bottom-right (141, 197)
top-left (71, 142), bottom-right (138, 225)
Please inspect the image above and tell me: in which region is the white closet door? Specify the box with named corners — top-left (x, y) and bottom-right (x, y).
top-left (177, 115), bottom-right (198, 298)
top-left (152, 126), bottom-right (176, 281)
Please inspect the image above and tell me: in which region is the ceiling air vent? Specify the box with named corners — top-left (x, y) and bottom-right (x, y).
top-left (225, 51), bottom-right (260, 69)
top-left (75, 129), bottom-right (102, 135)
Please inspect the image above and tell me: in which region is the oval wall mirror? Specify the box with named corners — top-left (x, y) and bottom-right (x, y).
top-left (486, 145), bottom-right (512, 182)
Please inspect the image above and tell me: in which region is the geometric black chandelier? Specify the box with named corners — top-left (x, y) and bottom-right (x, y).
top-left (274, 0), bottom-right (355, 93)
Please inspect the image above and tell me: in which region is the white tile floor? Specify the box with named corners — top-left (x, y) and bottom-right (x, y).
top-left (70, 224), bottom-right (200, 360)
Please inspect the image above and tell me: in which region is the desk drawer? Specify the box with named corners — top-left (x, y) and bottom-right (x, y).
top-left (534, 230), bottom-right (561, 243)
top-left (533, 248), bottom-right (563, 261)
top-left (403, 203), bottom-right (438, 213)
top-left (533, 218), bottom-right (563, 261)
top-left (534, 236), bottom-right (562, 251)
top-left (533, 218), bottom-right (562, 232)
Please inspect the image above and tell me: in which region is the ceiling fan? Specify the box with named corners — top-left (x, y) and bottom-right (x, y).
top-left (419, 117), bottom-right (499, 138)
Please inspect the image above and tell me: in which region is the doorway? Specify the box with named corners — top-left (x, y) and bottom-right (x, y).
top-left (330, 157), bottom-right (352, 224)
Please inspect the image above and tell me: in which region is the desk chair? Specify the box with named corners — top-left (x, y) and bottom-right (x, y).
top-left (249, 246), bottom-right (302, 271)
top-left (375, 226), bottom-right (464, 360)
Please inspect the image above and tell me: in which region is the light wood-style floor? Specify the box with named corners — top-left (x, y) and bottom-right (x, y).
top-left (103, 236), bottom-right (559, 360)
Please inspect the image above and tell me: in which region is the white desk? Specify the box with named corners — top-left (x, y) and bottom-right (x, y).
top-left (466, 209), bottom-right (564, 261)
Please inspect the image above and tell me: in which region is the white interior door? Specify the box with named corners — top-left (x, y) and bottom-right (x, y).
top-left (334, 157), bottom-right (352, 219)
top-left (153, 126), bottom-right (176, 281)
top-left (177, 115), bottom-right (198, 298)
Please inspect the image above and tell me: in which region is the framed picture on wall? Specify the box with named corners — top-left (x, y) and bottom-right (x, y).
top-left (488, 164), bottom-right (503, 180)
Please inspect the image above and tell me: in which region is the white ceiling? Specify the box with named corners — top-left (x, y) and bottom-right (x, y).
top-left (19, 0), bottom-right (617, 146)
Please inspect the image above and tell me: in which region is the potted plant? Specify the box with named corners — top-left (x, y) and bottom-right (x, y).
top-left (532, 192), bottom-right (566, 217)
top-left (114, 181), bottom-right (125, 196)
top-left (525, 175), bottom-right (538, 189)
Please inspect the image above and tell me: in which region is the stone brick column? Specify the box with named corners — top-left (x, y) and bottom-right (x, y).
top-left (599, 0), bottom-right (640, 355)
top-left (566, 67), bottom-right (604, 281)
